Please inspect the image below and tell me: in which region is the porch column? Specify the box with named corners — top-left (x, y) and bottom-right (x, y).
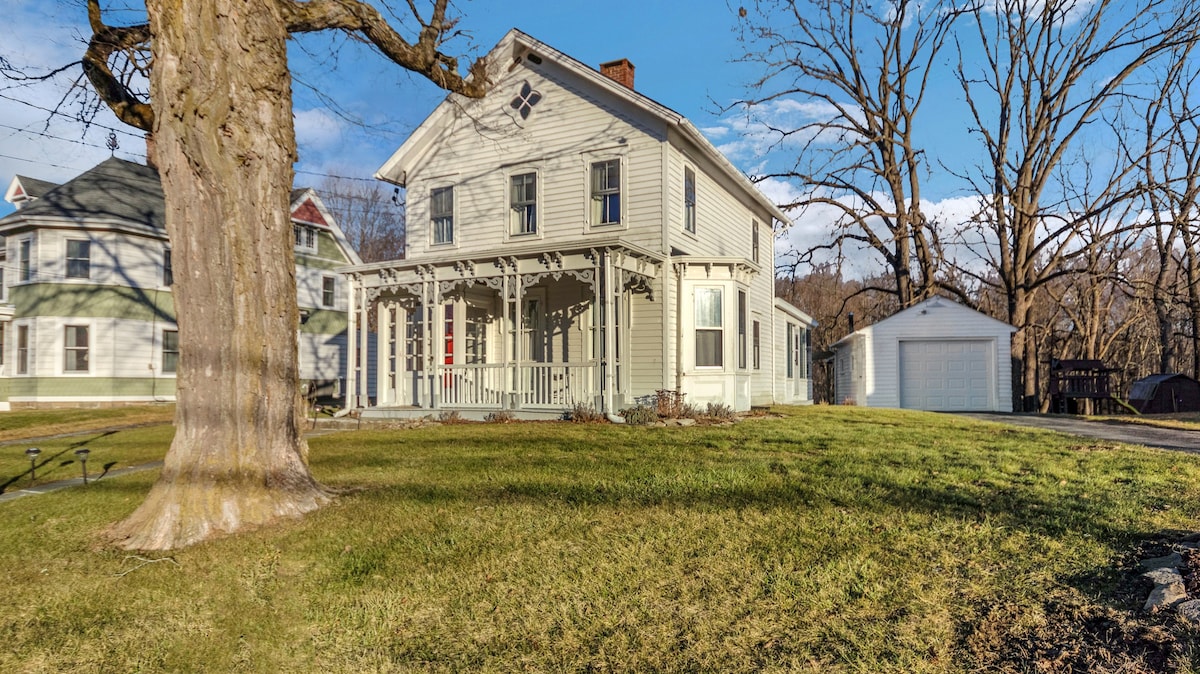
top-left (375, 299), bottom-right (391, 406)
top-left (602, 251), bottom-right (616, 415)
top-left (357, 282), bottom-right (371, 408)
top-left (513, 266), bottom-right (525, 410)
top-left (423, 276), bottom-right (438, 410)
top-left (501, 272), bottom-right (511, 410)
top-left (344, 275), bottom-right (358, 412)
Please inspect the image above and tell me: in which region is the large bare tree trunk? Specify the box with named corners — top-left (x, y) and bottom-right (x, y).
top-left (107, 0), bottom-right (329, 550)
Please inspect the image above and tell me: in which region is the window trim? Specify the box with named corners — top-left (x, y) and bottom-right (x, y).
top-left (751, 220), bottom-right (760, 264)
top-left (161, 328), bottom-right (179, 375)
top-left (430, 185), bottom-right (455, 246)
top-left (683, 166), bottom-right (697, 235)
top-left (18, 237), bottom-right (32, 283)
top-left (694, 286), bottom-right (723, 369)
top-left (294, 224), bottom-right (318, 253)
top-left (321, 275), bottom-right (337, 309)
top-left (752, 319), bottom-right (761, 370)
top-left (162, 247), bottom-right (174, 287)
top-left (737, 290), bottom-right (748, 370)
top-left (63, 324), bottom-right (90, 375)
top-left (589, 158), bottom-right (622, 228)
top-left (15, 324), bottom-right (29, 376)
top-left (65, 238), bottom-right (91, 280)
top-left (508, 170), bottom-right (539, 237)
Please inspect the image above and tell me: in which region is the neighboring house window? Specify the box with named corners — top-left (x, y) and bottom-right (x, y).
top-left (163, 248), bottom-right (173, 286)
top-left (752, 220), bottom-right (760, 264)
top-left (16, 325), bottom-right (28, 375)
top-left (322, 276), bottom-right (336, 308)
top-left (683, 167), bottom-right (696, 234)
top-left (64, 325), bottom-right (89, 373)
top-left (294, 224), bottom-right (317, 252)
top-left (752, 320), bottom-right (761, 370)
top-left (738, 290), bottom-right (747, 370)
top-left (66, 239), bottom-right (90, 279)
top-left (695, 287), bottom-right (723, 367)
top-left (509, 172), bottom-right (537, 235)
top-left (162, 329), bottom-right (179, 374)
top-left (19, 238), bottom-right (32, 282)
top-left (431, 186), bottom-right (454, 245)
top-left (590, 159), bottom-right (621, 226)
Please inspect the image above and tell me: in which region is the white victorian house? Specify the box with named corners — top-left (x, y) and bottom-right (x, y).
top-left (342, 29), bottom-right (814, 419)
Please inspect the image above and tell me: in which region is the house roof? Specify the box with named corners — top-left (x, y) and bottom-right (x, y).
top-left (0, 158), bottom-right (364, 265)
top-left (830, 296), bottom-right (1015, 349)
top-left (5, 174), bottom-right (61, 203)
top-left (376, 28), bottom-right (791, 226)
top-left (0, 158), bottom-right (165, 232)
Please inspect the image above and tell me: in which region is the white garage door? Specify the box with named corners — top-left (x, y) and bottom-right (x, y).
top-left (899, 340), bottom-right (992, 411)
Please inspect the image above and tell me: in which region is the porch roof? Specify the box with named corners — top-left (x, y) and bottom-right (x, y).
top-left (339, 237), bottom-right (665, 291)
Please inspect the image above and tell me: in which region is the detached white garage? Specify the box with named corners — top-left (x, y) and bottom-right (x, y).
top-left (831, 297), bottom-right (1016, 412)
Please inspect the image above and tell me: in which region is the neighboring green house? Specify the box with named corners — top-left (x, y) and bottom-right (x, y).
top-left (0, 157), bottom-right (361, 410)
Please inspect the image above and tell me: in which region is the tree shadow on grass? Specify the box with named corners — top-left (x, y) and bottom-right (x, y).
top-left (0, 431), bottom-right (118, 494)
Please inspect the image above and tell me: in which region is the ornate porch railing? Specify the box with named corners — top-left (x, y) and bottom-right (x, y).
top-left (435, 361), bottom-right (597, 410)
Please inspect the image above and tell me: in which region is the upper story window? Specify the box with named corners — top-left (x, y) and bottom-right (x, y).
top-left (163, 248), bottom-right (174, 287)
top-left (752, 220), bottom-right (760, 264)
top-left (590, 159), bottom-right (621, 226)
top-left (0, 246), bottom-right (6, 300)
top-left (509, 172), bottom-right (538, 236)
top-left (64, 325), bottom-right (89, 373)
top-left (18, 238), bottom-right (32, 282)
top-left (695, 286), bottom-right (723, 368)
top-left (684, 167), bottom-right (696, 234)
top-left (294, 224), bottom-right (317, 252)
top-left (66, 239), bottom-right (91, 279)
top-left (431, 186), bottom-right (454, 245)
top-left (322, 276), bottom-right (336, 308)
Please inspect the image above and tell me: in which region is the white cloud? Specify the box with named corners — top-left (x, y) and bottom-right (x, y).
top-left (707, 97), bottom-right (858, 163)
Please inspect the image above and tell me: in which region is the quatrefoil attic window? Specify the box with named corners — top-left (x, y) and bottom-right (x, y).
top-left (509, 81), bottom-right (543, 121)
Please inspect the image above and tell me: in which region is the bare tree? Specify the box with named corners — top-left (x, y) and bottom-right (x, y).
top-left (317, 175), bottom-right (405, 263)
top-left (952, 0), bottom-right (1200, 411)
top-left (78, 0), bottom-right (488, 550)
top-left (736, 0), bottom-right (970, 308)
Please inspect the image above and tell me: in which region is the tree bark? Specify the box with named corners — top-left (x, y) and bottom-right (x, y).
top-left (106, 0), bottom-right (329, 550)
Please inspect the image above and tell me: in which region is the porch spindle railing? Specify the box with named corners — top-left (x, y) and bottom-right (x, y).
top-left (435, 361), bottom-right (596, 409)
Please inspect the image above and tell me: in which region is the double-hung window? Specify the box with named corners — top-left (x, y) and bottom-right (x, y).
top-left (16, 325), bottom-right (28, 375)
top-left (162, 330), bottom-right (179, 374)
top-left (431, 186), bottom-right (454, 245)
top-left (294, 224), bottom-right (316, 252)
top-left (19, 238), bottom-right (32, 282)
top-left (0, 246), bottom-right (6, 300)
top-left (322, 276), bottom-right (336, 308)
top-left (683, 167), bottom-right (696, 234)
top-left (163, 248), bottom-right (173, 286)
top-left (695, 287), bottom-right (723, 368)
top-left (509, 172), bottom-right (537, 235)
top-left (590, 159), bottom-right (621, 226)
top-left (752, 320), bottom-right (761, 370)
top-left (66, 239), bottom-right (90, 279)
top-left (752, 220), bottom-right (760, 264)
top-left (64, 325), bottom-right (88, 373)
top-left (737, 290), bottom-right (748, 369)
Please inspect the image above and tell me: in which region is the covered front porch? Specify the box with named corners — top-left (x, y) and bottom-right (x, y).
top-left (342, 241), bottom-right (662, 419)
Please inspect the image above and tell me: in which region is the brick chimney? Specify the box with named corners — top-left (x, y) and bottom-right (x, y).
top-left (600, 58), bottom-right (635, 90)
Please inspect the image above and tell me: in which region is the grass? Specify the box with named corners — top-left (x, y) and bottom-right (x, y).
top-left (3, 406), bottom-right (1200, 672)
top-left (0, 404), bottom-right (175, 443)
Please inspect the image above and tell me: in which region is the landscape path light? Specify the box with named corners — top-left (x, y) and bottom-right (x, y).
top-left (75, 448), bottom-right (91, 485)
top-left (25, 447), bottom-right (41, 483)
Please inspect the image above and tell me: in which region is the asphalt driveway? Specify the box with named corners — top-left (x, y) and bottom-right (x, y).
top-left (962, 413), bottom-right (1200, 454)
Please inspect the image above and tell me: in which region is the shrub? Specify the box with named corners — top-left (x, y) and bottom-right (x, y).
top-left (568, 402), bottom-right (605, 423)
top-left (654, 389), bottom-right (687, 419)
top-left (484, 411), bottom-right (516, 423)
top-left (705, 402), bottom-right (736, 421)
top-left (620, 405), bottom-right (658, 425)
top-left (437, 410), bottom-right (467, 424)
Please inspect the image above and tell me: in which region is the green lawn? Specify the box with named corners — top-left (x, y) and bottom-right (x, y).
top-left (3, 406), bottom-right (1200, 672)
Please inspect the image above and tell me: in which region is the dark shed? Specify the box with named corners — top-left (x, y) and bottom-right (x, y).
top-left (1129, 374), bottom-right (1200, 414)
